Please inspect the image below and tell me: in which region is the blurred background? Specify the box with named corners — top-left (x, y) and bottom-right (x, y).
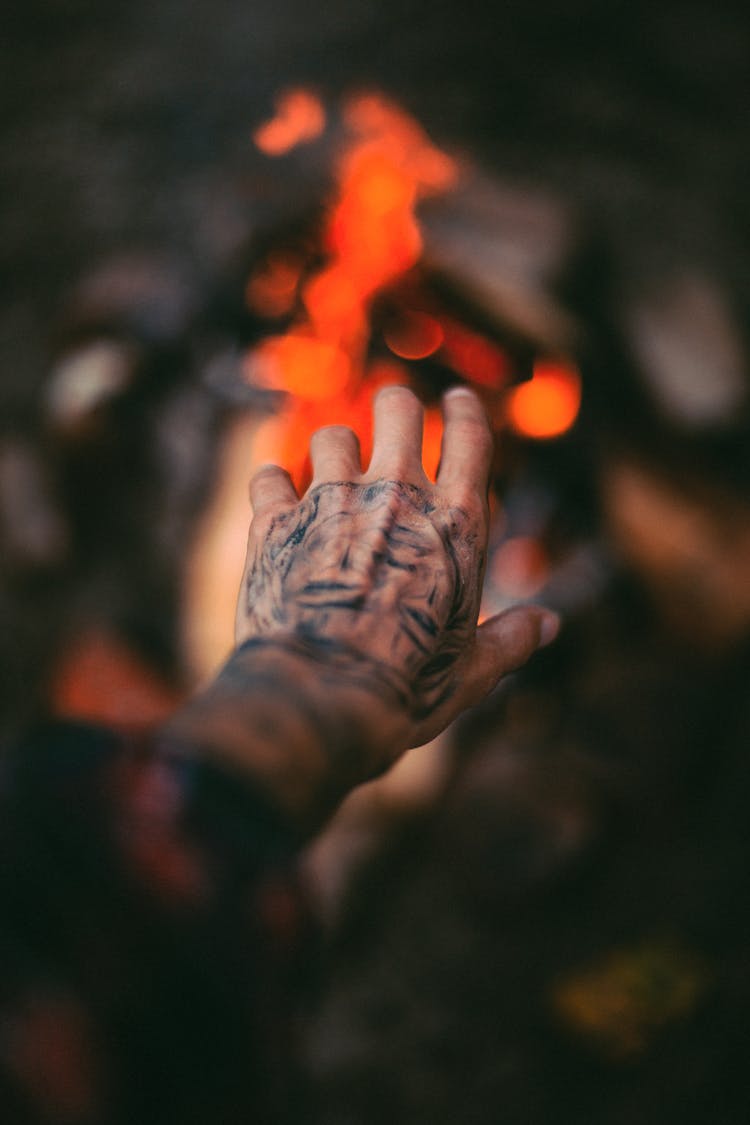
top-left (2, 4), bottom-right (750, 1117)
top-left (3, 0), bottom-right (748, 719)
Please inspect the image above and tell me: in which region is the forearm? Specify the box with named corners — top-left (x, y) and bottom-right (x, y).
top-left (163, 636), bottom-right (406, 836)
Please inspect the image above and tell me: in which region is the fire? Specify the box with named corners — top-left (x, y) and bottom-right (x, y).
top-left (328, 151), bottom-right (422, 295)
top-left (253, 89), bottom-right (326, 156)
top-left (50, 631), bottom-right (181, 727)
top-left (248, 90), bottom-right (581, 487)
top-left (421, 406), bottom-right (444, 482)
top-left (385, 311), bottom-right (444, 361)
top-left (249, 91), bottom-right (459, 487)
top-left (341, 94), bottom-right (457, 194)
top-left (440, 317), bottom-right (510, 389)
top-left (249, 334), bottom-right (352, 400)
top-left (303, 268), bottom-right (366, 344)
top-left (506, 358), bottom-right (582, 440)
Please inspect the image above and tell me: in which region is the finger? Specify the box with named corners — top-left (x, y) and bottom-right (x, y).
top-left (436, 386), bottom-right (494, 494)
top-left (459, 605), bottom-right (560, 704)
top-left (407, 606), bottom-right (560, 749)
top-left (309, 425), bottom-right (362, 484)
top-left (248, 464), bottom-right (299, 517)
top-left (365, 385), bottom-right (427, 482)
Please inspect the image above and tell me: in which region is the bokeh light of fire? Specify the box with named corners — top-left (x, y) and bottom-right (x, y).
top-left (246, 88), bottom-right (582, 492)
top-left (505, 357), bottom-right (582, 440)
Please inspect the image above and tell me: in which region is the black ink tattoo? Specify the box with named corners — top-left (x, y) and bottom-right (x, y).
top-left (239, 480), bottom-right (482, 722)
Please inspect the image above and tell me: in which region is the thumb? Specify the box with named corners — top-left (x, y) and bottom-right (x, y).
top-left (463, 605), bottom-right (561, 705)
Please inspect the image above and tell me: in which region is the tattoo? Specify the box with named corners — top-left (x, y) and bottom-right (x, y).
top-left (210, 647), bottom-right (377, 795)
top-left (240, 480), bottom-right (482, 721)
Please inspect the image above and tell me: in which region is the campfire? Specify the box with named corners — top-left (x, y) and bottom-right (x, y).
top-left (47, 89), bottom-right (588, 708)
top-left (243, 89), bottom-right (582, 492)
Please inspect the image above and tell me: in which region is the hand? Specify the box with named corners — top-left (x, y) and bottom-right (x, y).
top-left (236, 385), bottom-right (559, 765)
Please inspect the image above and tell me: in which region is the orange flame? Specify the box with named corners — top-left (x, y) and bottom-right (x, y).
top-left (440, 317), bottom-right (510, 389)
top-left (385, 311), bottom-right (444, 360)
top-left (50, 631), bottom-right (181, 728)
top-left (253, 88), bottom-right (326, 156)
top-left (302, 268), bottom-right (366, 343)
top-left (247, 92), bottom-right (459, 487)
top-left (249, 335), bottom-right (352, 400)
top-left (421, 406), bottom-right (444, 482)
top-left (506, 358), bottom-right (582, 439)
top-left (342, 94), bottom-right (457, 194)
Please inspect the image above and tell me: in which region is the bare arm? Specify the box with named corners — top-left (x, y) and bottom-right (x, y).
top-left (165, 386), bottom-right (559, 833)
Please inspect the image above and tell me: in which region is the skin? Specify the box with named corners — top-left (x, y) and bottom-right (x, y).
top-left (166, 386), bottom-right (559, 833)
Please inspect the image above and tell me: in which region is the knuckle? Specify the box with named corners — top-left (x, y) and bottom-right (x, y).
top-left (445, 486), bottom-right (484, 523)
top-left (249, 505), bottom-right (276, 533)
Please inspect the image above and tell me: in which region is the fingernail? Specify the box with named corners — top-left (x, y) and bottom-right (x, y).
top-left (538, 610), bottom-right (561, 648)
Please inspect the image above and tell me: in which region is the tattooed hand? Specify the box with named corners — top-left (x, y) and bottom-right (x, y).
top-left (168, 387), bottom-right (557, 828)
top-left (168, 386), bottom-right (558, 830)
top-left (241, 387), bottom-right (557, 742)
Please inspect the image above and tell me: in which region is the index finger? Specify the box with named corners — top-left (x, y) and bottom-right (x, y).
top-left (436, 387), bottom-right (494, 494)
top-left (249, 464), bottom-right (299, 518)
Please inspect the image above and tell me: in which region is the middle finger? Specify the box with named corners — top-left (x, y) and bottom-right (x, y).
top-left (364, 386), bottom-right (428, 483)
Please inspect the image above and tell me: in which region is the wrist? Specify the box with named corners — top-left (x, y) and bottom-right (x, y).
top-left (162, 635), bottom-right (408, 834)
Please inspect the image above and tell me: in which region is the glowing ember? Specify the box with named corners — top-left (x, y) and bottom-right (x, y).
top-left (385, 311), bottom-right (444, 360)
top-left (506, 358), bottom-right (582, 439)
top-left (440, 317), bottom-right (510, 389)
top-left (253, 88), bottom-right (326, 156)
